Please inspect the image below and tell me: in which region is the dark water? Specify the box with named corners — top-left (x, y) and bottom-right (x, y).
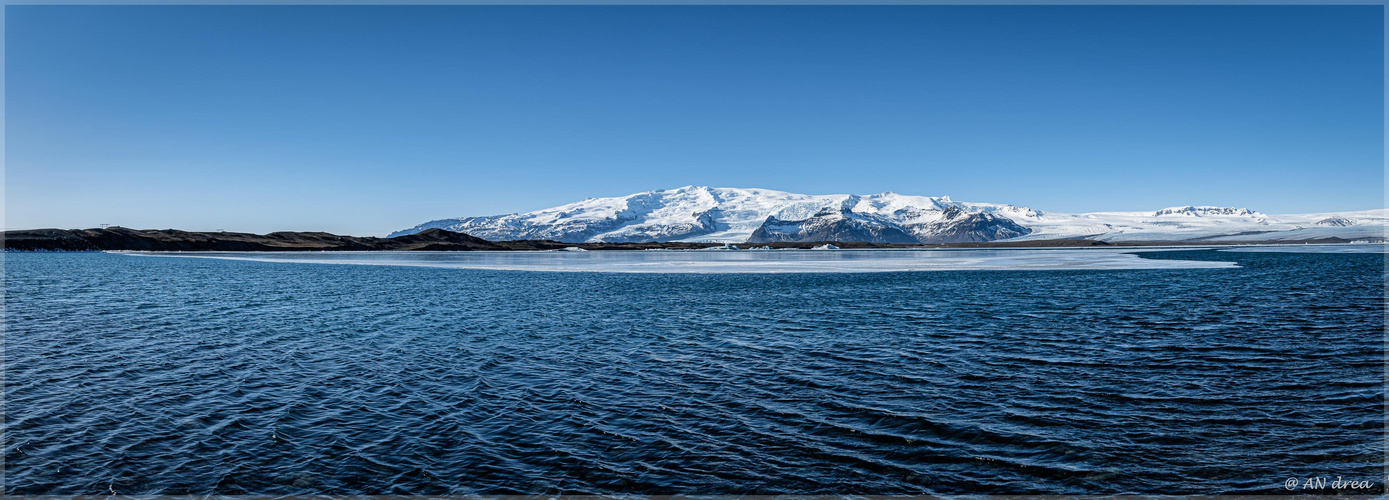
top-left (5, 250), bottom-right (1384, 495)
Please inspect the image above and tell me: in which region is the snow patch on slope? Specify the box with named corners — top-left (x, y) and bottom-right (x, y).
top-left (392, 186), bottom-right (1387, 244)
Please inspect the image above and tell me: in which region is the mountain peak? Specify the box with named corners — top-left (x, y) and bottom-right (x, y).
top-left (1153, 206), bottom-right (1257, 217)
top-left (389, 187), bottom-right (1381, 243)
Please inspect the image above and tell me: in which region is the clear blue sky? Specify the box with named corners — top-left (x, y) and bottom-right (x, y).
top-left (7, 5), bottom-right (1383, 235)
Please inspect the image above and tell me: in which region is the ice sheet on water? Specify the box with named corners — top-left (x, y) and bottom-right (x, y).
top-left (123, 248), bottom-right (1238, 273)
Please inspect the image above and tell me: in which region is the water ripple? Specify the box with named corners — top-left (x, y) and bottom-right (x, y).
top-left (4, 250), bottom-right (1383, 495)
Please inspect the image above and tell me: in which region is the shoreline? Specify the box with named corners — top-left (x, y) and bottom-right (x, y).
top-left (2, 226), bottom-right (1378, 252)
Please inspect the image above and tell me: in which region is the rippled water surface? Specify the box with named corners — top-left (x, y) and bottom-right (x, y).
top-left (6, 249), bottom-right (1384, 495)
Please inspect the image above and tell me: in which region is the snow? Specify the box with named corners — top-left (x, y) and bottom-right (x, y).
top-left (390, 186), bottom-right (1388, 244)
top-left (1010, 208), bottom-right (1388, 242)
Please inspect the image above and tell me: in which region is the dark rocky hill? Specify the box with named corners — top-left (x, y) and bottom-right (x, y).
top-left (2, 227), bottom-right (563, 252)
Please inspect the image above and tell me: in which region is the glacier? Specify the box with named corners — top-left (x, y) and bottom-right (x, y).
top-left (390, 186), bottom-right (1388, 244)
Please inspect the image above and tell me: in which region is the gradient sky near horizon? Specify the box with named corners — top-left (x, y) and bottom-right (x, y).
top-left (7, 5), bottom-right (1384, 235)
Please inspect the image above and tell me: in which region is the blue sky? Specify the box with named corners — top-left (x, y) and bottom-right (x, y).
top-left (6, 5), bottom-right (1383, 235)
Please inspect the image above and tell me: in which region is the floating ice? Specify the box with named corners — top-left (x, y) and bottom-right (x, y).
top-left (124, 248), bottom-right (1239, 274)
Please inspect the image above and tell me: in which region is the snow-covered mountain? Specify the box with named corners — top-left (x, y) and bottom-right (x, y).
top-left (391, 186), bottom-right (1387, 244)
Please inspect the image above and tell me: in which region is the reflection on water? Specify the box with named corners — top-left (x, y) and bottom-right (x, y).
top-left (1218, 244), bottom-right (1388, 254)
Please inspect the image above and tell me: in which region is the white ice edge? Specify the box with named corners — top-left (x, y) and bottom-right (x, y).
top-left (117, 248), bottom-right (1240, 274)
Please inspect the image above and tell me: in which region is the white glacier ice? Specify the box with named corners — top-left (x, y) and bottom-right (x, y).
top-left (125, 248), bottom-right (1239, 274)
top-left (389, 186), bottom-right (1387, 244)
